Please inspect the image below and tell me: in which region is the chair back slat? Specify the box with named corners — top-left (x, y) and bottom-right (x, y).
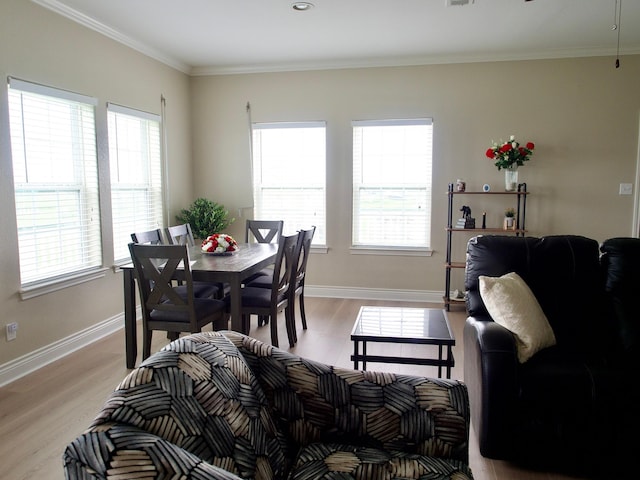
top-left (245, 220), bottom-right (284, 244)
top-left (271, 233), bottom-right (300, 301)
top-left (293, 226), bottom-right (316, 290)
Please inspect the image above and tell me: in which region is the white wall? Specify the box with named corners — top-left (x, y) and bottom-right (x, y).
top-left (0, 0), bottom-right (192, 368)
top-left (190, 57), bottom-right (640, 296)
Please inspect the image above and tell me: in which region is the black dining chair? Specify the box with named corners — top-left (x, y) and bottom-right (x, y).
top-left (131, 228), bottom-right (164, 245)
top-left (226, 232), bottom-right (299, 348)
top-left (133, 227), bottom-right (220, 300)
top-left (165, 223), bottom-right (228, 299)
top-left (247, 226), bottom-right (316, 342)
top-left (128, 243), bottom-right (228, 360)
top-left (245, 219), bottom-right (283, 244)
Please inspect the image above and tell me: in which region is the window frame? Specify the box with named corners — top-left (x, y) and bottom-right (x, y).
top-left (107, 103), bottom-right (164, 264)
top-left (7, 77), bottom-right (106, 298)
top-left (251, 121), bottom-right (327, 247)
top-left (351, 118), bottom-right (434, 256)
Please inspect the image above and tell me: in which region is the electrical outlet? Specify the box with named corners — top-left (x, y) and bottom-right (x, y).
top-left (6, 322), bottom-right (17, 341)
top-left (619, 183), bottom-right (633, 195)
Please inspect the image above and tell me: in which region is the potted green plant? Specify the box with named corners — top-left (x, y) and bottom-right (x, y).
top-left (176, 198), bottom-right (234, 240)
top-left (504, 207), bottom-right (515, 230)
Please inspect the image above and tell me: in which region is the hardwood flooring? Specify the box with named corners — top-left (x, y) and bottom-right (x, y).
top-left (0, 297), bottom-right (587, 480)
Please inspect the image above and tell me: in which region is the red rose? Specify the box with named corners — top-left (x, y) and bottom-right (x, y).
top-left (499, 143), bottom-right (511, 153)
top-left (526, 142), bottom-right (535, 150)
top-left (485, 148), bottom-right (495, 159)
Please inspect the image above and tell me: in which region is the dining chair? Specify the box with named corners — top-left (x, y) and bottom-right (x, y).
top-left (243, 219), bottom-right (284, 288)
top-left (246, 226), bottom-right (316, 342)
top-left (165, 223), bottom-right (229, 299)
top-left (133, 226), bottom-right (220, 300)
top-left (245, 219), bottom-right (283, 244)
top-left (128, 243), bottom-right (228, 360)
top-left (165, 223), bottom-right (196, 246)
top-left (226, 232), bottom-right (299, 348)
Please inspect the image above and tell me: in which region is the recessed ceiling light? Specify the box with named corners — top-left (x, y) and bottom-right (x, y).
top-left (292, 2), bottom-right (314, 11)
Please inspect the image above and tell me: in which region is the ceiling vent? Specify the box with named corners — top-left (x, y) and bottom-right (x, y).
top-left (446, 0), bottom-right (475, 6)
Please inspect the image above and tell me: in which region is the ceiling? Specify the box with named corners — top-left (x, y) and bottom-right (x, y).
top-left (36, 0), bottom-right (640, 75)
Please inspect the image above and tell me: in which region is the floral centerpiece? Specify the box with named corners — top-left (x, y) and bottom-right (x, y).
top-left (201, 233), bottom-right (239, 254)
top-left (485, 135), bottom-right (535, 171)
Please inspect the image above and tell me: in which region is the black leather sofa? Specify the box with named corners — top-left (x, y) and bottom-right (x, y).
top-left (463, 235), bottom-right (639, 477)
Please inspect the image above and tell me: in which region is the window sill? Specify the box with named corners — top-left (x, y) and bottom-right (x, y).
top-left (350, 246), bottom-right (433, 257)
top-left (19, 268), bottom-right (108, 300)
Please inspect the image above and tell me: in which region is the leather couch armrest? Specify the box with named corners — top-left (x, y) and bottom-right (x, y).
top-left (464, 315), bottom-right (519, 459)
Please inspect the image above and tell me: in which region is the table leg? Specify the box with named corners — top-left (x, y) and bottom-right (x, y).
top-left (362, 341), bottom-right (367, 371)
top-left (123, 269), bottom-right (137, 369)
top-left (447, 346), bottom-right (453, 379)
top-left (353, 340), bottom-right (359, 369)
top-left (438, 344), bottom-right (443, 378)
top-left (229, 276), bottom-right (244, 333)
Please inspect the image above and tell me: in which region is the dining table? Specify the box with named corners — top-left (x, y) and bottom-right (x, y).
top-left (122, 242), bottom-right (278, 368)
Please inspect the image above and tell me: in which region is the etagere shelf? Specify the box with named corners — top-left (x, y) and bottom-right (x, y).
top-left (444, 183), bottom-right (529, 310)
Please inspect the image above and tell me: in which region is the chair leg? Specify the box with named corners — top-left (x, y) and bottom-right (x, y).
top-left (270, 310), bottom-right (279, 348)
top-left (299, 291), bottom-right (308, 330)
top-left (285, 305), bottom-right (296, 348)
top-left (167, 332), bottom-right (179, 341)
top-left (143, 328), bottom-right (153, 360)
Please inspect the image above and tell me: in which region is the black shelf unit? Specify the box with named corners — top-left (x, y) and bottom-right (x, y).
top-left (444, 182), bottom-right (529, 311)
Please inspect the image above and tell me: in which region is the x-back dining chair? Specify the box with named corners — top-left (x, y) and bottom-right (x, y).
top-left (227, 232), bottom-right (300, 348)
top-left (245, 219), bottom-right (284, 244)
top-left (246, 226), bottom-right (316, 343)
top-left (128, 243), bottom-right (228, 360)
top-left (133, 226), bottom-right (220, 300)
top-left (165, 223), bottom-right (228, 299)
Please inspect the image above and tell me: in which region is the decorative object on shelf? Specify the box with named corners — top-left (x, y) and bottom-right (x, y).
top-left (456, 178), bottom-right (466, 192)
top-left (482, 212), bottom-right (486, 229)
top-left (176, 198), bottom-right (235, 240)
top-left (456, 205), bottom-right (475, 228)
top-left (201, 233), bottom-right (239, 254)
top-left (485, 135), bottom-right (535, 191)
top-left (504, 207), bottom-right (516, 230)
top-left (482, 183), bottom-right (491, 192)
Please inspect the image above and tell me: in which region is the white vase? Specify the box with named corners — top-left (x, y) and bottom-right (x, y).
top-left (504, 167), bottom-right (518, 191)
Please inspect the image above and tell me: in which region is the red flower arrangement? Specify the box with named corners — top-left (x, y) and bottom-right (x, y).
top-left (201, 233), bottom-right (239, 254)
top-left (485, 135), bottom-right (535, 170)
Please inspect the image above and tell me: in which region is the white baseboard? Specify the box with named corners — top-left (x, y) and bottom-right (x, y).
top-left (0, 313), bottom-right (125, 387)
top-left (0, 287), bottom-right (443, 387)
top-left (305, 285), bottom-right (444, 303)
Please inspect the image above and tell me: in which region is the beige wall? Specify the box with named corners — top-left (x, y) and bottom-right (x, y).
top-left (1, 0), bottom-right (639, 371)
top-left (190, 57), bottom-right (640, 295)
top-left (0, 0), bottom-right (192, 366)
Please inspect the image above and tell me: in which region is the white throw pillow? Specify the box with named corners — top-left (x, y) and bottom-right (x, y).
top-left (479, 272), bottom-right (556, 363)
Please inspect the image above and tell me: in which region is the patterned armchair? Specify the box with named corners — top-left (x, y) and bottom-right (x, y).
top-left (64, 331), bottom-right (473, 479)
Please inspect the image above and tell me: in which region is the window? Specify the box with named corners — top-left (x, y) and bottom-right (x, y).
top-left (352, 119), bottom-right (433, 250)
top-left (108, 104), bottom-right (163, 262)
top-left (251, 122), bottom-right (326, 245)
top-left (8, 78), bottom-right (102, 287)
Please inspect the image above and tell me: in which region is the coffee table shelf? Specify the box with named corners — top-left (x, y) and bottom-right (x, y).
top-left (350, 306), bottom-right (455, 378)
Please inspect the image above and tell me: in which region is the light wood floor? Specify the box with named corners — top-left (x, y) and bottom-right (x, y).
top-left (0, 297), bottom-right (587, 480)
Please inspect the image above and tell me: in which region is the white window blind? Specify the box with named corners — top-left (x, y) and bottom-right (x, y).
top-left (8, 78), bottom-right (102, 287)
top-left (108, 103), bottom-right (163, 262)
top-left (352, 119), bottom-right (433, 249)
top-left (252, 122), bottom-right (326, 244)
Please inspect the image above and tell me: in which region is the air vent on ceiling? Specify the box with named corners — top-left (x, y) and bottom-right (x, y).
top-left (446, 0), bottom-right (475, 6)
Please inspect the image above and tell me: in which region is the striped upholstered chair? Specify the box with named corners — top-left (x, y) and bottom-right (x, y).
top-left (64, 331), bottom-right (473, 480)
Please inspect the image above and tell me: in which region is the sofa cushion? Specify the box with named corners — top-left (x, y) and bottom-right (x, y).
top-left (289, 443), bottom-right (473, 480)
top-left (89, 331), bottom-right (287, 480)
top-left (479, 272), bottom-right (556, 363)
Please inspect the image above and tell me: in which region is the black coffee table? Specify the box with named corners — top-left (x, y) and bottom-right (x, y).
top-left (350, 306), bottom-right (455, 378)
